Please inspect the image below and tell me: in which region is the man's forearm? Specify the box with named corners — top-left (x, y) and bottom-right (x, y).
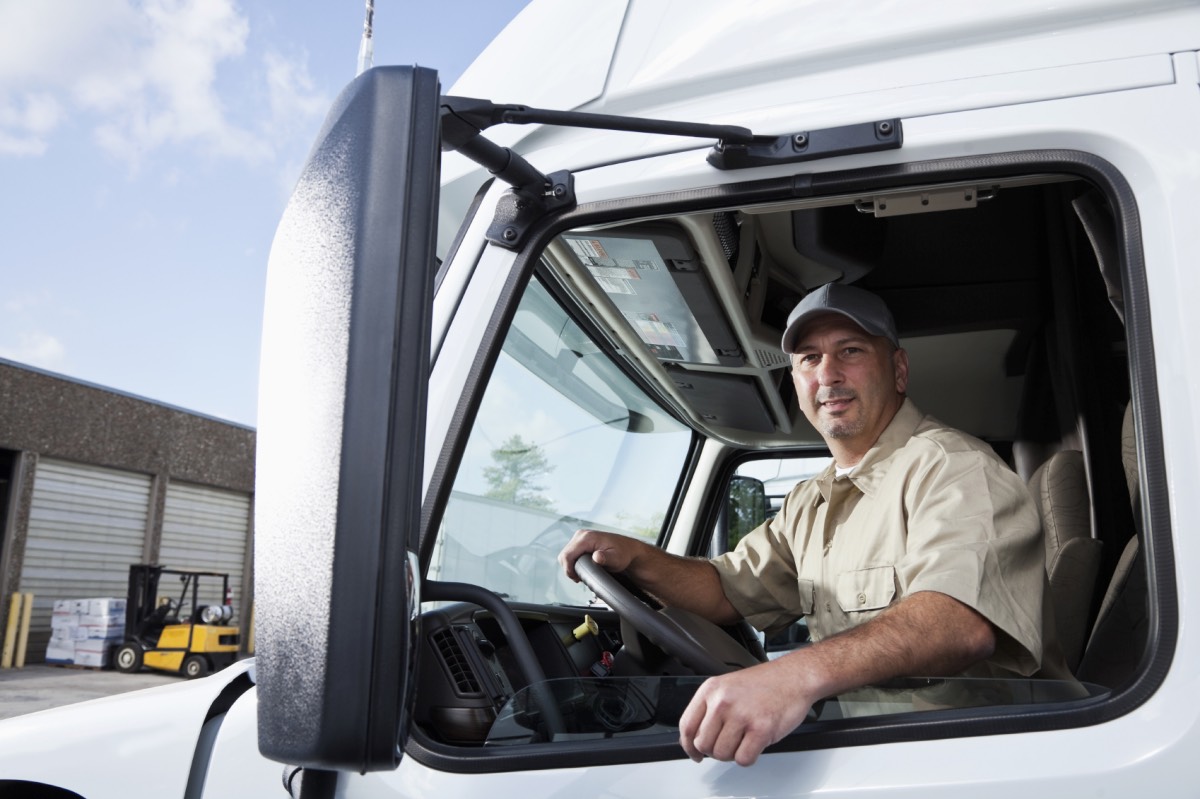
top-left (677, 589), bottom-right (997, 766)
top-left (625, 548), bottom-right (742, 625)
top-left (783, 590), bottom-right (996, 700)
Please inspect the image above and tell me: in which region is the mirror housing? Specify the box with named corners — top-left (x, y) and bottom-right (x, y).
top-left (726, 474), bottom-right (768, 553)
top-left (254, 66), bottom-right (440, 772)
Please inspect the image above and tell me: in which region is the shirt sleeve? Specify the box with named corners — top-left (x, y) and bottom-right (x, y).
top-left (896, 447), bottom-right (1045, 675)
top-left (710, 486), bottom-right (810, 634)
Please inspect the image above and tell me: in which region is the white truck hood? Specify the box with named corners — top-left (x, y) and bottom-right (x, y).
top-left (0, 660), bottom-right (259, 799)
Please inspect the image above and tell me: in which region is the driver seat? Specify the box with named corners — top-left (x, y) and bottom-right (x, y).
top-left (1028, 450), bottom-right (1102, 672)
top-left (136, 600), bottom-right (175, 647)
top-left (1076, 403), bottom-right (1147, 687)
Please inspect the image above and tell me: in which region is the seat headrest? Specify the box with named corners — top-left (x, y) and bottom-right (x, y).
top-left (1029, 450), bottom-right (1089, 555)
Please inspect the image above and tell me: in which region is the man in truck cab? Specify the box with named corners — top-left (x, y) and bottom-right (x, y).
top-left (560, 283), bottom-right (1069, 767)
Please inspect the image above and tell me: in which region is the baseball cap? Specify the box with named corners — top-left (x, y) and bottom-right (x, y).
top-left (781, 283), bottom-right (899, 353)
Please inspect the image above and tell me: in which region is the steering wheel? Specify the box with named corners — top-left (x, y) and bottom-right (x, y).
top-left (574, 555), bottom-right (762, 675)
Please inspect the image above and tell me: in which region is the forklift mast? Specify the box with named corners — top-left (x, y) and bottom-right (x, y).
top-left (125, 564), bottom-right (166, 636)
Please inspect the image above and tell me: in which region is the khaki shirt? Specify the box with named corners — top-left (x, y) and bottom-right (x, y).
top-left (712, 399), bottom-right (1058, 677)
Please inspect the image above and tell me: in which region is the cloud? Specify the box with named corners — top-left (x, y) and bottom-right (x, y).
top-left (0, 93), bottom-right (63, 155)
top-left (264, 51), bottom-right (329, 133)
top-left (83, 0), bottom-right (269, 163)
top-left (3, 290), bottom-right (54, 315)
top-left (0, 332), bottom-right (67, 369)
top-left (0, 0), bottom-right (327, 167)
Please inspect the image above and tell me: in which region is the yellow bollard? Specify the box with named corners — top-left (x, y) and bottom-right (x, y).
top-left (246, 602), bottom-right (255, 655)
top-left (14, 593), bottom-right (33, 669)
top-left (1, 593), bottom-right (23, 669)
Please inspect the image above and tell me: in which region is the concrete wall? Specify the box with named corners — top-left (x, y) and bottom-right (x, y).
top-left (0, 361), bottom-right (254, 490)
top-left (0, 359), bottom-right (256, 643)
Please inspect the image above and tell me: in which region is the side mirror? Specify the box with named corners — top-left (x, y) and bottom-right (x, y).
top-left (254, 66), bottom-right (440, 773)
top-left (722, 474), bottom-right (768, 554)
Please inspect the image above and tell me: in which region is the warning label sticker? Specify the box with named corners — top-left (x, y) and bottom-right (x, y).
top-left (595, 276), bottom-right (635, 295)
top-left (627, 312), bottom-right (686, 360)
top-left (567, 237), bottom-right (610, 262)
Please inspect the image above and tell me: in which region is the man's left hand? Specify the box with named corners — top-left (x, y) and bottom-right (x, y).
top-left (677, 590), bottom-right (997, 766)
top-left (677, 659), bottom-right (816, 766)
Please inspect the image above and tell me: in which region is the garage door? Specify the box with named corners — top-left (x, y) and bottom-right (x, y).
top-left (159, 481), bottom-right (251, 622)
top-left (19, 458), bottom-right (151, 659)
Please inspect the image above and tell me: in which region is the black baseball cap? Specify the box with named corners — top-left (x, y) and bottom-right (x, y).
top-left (781, 283), bottom-right (899, 353)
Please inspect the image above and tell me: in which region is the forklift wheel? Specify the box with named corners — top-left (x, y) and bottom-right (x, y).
top-left (182, 654), bottom-right (210, 679)
top-left (114, 643), bottom-right (143, 674)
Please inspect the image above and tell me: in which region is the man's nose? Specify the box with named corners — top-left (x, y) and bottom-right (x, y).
top-left (817, 357), bottom-right (843, 385)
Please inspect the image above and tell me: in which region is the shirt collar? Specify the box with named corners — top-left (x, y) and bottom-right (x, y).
top-left (813, 397), bottom-right (922, 498)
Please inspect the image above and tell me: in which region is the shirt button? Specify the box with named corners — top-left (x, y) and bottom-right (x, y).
top-left (857, 592), bottom-right (867, 605)
top-left (824, 601), bottom-right (832, 613)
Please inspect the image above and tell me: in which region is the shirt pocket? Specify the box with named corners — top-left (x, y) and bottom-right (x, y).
top-left (836, 565), bottom-right (896, 613)
top-left (796, 578), bottom-right (815, 615)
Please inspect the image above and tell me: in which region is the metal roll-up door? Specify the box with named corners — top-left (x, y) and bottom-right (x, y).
top-left (20, 458), bottom-right (151, 659)
top-left (159, 482), bottom-right (251, 621)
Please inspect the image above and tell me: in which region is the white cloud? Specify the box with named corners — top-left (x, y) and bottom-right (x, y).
top-left (0, 0), bottom-right (327, 167)
top-left (0, 93), bottom-right (64, 156)
top-left (0, 332), bottom-right (67, 369)
top-left (0, 130), bottom-right (47, 157)
top-left (3, 290), bottom-right (53, 315)
top-left (264, 50), bottom-right (329, 132)
top-left (85, 0), bottom-right (269, 163)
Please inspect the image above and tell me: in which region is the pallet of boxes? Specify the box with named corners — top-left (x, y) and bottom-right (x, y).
top-left (46, 598), bottom-right (127, 669)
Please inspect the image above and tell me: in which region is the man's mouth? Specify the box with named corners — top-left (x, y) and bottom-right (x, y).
top-left (819, 394), bottom-right (855, 412)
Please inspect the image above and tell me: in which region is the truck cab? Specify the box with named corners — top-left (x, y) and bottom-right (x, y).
top-left (2, 1), bottom-right (1197, 796)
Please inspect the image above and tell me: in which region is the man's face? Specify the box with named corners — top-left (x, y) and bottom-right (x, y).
top-left (790, 314), bottom-right (909, 460)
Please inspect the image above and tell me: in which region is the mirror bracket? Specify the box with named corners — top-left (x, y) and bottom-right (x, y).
top-left (486, 170), bottom-right (576, 250)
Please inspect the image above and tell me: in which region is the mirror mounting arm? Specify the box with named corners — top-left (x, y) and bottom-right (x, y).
top-left (440, 98), bottom-right (904, 244)
top-left (441, 97), bottom-right (576, 250)
top-left (439, 95), bottom-right (753, 250)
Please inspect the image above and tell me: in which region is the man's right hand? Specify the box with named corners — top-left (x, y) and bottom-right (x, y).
top-left (558, 528), bottom-right (649, 583)
top-left (559, 528), bottom-right (742, 626)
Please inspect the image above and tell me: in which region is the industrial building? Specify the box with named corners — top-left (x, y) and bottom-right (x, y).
top-left (0, 358), bottom-right (255, 662)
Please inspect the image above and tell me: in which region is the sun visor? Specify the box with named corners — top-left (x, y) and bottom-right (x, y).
top-left (562, 225), bottom-right (744, 368)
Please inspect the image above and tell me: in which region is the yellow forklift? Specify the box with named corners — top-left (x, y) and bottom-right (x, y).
top-left (113, 564), bottom-right (241, 679)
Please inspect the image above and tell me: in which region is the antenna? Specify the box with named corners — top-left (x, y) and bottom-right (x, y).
top-left (356, 0), bottom-right (375, 76)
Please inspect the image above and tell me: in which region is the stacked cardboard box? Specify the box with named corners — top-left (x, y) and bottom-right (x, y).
top-left (46, 598), bottom-right (127, 667)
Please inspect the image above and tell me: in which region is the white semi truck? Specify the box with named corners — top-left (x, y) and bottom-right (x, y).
top-left (2, 1), bottom-right (1197, 796)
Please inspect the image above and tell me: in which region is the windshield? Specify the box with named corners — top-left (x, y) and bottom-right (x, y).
top-left (431, 276), bottom-right (693, 604)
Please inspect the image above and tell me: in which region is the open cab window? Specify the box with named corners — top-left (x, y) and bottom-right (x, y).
top-left (406, 156), bottom-right (1167, 770)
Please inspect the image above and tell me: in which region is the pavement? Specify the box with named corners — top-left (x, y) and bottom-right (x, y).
top-left (0, 664), bottom-right (179, 720)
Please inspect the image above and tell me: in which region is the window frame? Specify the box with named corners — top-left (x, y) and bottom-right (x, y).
top-left (407, 148), bottom-right (1174, 774)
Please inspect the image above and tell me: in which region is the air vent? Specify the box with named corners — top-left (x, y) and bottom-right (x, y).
top-left (755, 348), bottom-right (789, 368)
top-left (432, 628), bottom-right (482, 696)
top-left (713, 211), bottom-right (739, 266)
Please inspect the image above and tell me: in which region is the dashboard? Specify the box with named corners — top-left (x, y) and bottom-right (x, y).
top-left (414, 602), bottom-right (626, 744)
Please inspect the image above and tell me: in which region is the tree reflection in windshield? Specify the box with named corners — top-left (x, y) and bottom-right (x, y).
top-left (432, 277), bottom-right (692, 605)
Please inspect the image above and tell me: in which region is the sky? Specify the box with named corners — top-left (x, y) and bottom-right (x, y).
top-left (0, 0), bottom-right (531, 428)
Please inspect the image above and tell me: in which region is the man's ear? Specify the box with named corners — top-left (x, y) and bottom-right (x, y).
top-left (893, 347), bottom-right (910, 394)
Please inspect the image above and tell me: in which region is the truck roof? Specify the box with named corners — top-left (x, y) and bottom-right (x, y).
top-left (453, 0), bottom-right (1192, 138)
top-left (437, 0), bottom-right (1198, 247)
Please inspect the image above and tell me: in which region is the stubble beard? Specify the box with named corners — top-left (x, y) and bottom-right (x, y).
top-left (820, 415), bottom-right (866, 440)
top-left (814, 388), bottom-right (865, 440)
